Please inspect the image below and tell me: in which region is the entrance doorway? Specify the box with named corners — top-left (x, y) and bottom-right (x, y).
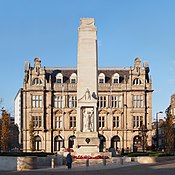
top-left (133, 135), bottom-right (141, 152)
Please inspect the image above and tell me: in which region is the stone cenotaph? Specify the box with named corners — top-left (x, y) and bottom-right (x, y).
top-left (74, 18), bottom-right (99, 154)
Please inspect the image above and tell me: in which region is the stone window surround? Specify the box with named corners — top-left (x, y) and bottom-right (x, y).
top-left (32, 95), bottom-right (43, 108)
top-left (32, 116), bottom-right (42, 128)
top-left (133, 115), bottom-right (143, 128)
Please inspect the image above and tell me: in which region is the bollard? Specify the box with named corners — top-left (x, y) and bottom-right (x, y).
top-left (120, 156), bottom-right (124, 165)
top-left (103, 158), bottom-right (106, 166)
top-left (60, 155), bottom-right (63, 166)
top-left (86, 159), bottom-right (89, 167)
top-left (51, 158), bottom-right (55, 169)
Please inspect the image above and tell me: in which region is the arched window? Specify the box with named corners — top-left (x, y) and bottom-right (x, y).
top-left (68, 135), bottom-right (76, 148)
top-left (133, 78), bottom-right (142, 85)
top-left (54, 135), bottom-right (64, 151)
top-left (111, 135), bottom-right (120, 151)
top-left (56, 73), bottom-right (63, 83)
top-left (112, 73), bottom-right (120, 84)
top-left (34, 135), bottom-right (42, 151)
top-left (32, 78), bottom-right (42, 85)
top-left (70, 73), bottom-right (77, 83)
top-left (98, 73), bottom-right (105, 83)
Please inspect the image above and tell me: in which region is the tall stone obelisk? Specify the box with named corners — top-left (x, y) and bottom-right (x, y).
top-left (75, 18), bottom-right (99, 153)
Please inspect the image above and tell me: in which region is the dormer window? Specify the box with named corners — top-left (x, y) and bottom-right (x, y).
top-left (98, 73), bottom-right (105, 83)
top-left (71, 79), bottom-right (76, 83)
top-left (32, 78), bottom-right (42, 85)
top-left (112, 73), bottom-right (119, 84)
top-left (56, 73), bottom-right (63, 83)
top-left (70, 73), bottom-right (77, 84)
top-left (133, 78), bottom-right (142, 85)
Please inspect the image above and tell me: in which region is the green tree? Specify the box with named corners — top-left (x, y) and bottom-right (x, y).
top-left (1, 111), bottom-right (10, 152)
top-left (165, 106), bottom-right (174, 153)
top-left (29, 120), bottom-right (35, 151)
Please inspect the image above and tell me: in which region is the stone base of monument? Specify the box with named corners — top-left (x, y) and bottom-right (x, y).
top-left (74, 131), bottom-right (99, 154)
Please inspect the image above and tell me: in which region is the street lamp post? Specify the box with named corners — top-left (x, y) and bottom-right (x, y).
top-left (156, 111), bottom-right (163, 151)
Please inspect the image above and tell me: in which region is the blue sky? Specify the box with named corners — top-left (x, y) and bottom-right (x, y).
top-left (0, 0), bottom-right (175, 119)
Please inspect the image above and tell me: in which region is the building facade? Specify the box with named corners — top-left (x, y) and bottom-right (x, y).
top-left (21, 18), bottom-right (153, 153)
top-left (14, 88), bottom-right (23, 146)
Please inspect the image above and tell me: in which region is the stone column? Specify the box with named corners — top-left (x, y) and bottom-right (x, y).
top-left (77, 18), bottom-right (98, 131)
top-left (75, 18), bottom-right (99, 154)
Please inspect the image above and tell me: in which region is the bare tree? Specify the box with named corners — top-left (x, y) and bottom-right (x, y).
top-left (139, 125), bottom-right (148, 152)
top-left (165, 106), bottom-right (174, 153)
top-left (1, 111), bottom-right (10, 152)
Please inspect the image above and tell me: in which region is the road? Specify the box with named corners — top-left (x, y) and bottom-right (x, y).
top-left (1, 160), bottom-right (175, 175)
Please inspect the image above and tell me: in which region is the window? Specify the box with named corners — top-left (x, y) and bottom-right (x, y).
top-left (56, 73), bottom-right (63, 83)
top-left (32, 116), bottom-right (42, 128)
top-left (98, 96), bottom-right (107, 108)
top-left (99, 111), bottom-right (106, 128)
top-left (69, 135), bottom-right (76, 148)
top-left (34, 136), bottom-right (42, 151)
top-left (70, 73), bottom-right (77, 83)
top-left (99, 79), bottom-right (104, 83)
top-left (133, 116), bottom-right (143, 128)
top-left (111, 96), bottom-right (122, 108)
top-left (71, 79), bottom-right (76, 83)
top-left (56, 79), bottom-right (62, 83)
top-left (113, 79), bottom-right (119, 84)
top-left (112, 73), bottom-right (120, 84)
top-left (70, 114), bottom-right (76, 128)
top-left (32, 78), bottom-right (42, 85)
top-left (98, 73), bottom-right (105, 83)
top-left (32, 95), bottom-right (42, 108)
top-left (133, 78), bottom-right (142, 85)
top-left (55, 115), bottom-right (62, 129)
top-left (113, 116), bottom-right (120, 128)
top-left (54, 96), bottom-right (65, 108)
top-left (99, 116), bottom-right (105, 128)
top-left (54, 136), bottom-right (64, 151)
top-left (133, 95), bottom-right (143, 108)
top-left (68, 96), bottom-right (77, 108)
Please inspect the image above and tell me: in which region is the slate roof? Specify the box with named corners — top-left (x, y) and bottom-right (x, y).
top-left (45, 67), bottom-right (130, 83)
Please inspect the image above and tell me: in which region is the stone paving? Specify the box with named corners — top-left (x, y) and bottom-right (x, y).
top-left (1, 160), bottom-right (175, 175)
top-left (0, 161), bottom-right (139, 175)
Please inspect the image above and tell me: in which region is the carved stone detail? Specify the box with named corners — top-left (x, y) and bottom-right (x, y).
top-left (82, 107), bottom-right (94, 132)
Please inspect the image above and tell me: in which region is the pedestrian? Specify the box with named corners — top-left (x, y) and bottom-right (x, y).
top-left (66, 152), bottom-right (72, 169)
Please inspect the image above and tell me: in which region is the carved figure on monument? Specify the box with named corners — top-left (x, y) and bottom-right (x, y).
top-left (78, 89), bottom-right (91, 101)
top-left (82, 108), bottom-right (94, 132)
top-left (85, 89), bottom-right (91, 100)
